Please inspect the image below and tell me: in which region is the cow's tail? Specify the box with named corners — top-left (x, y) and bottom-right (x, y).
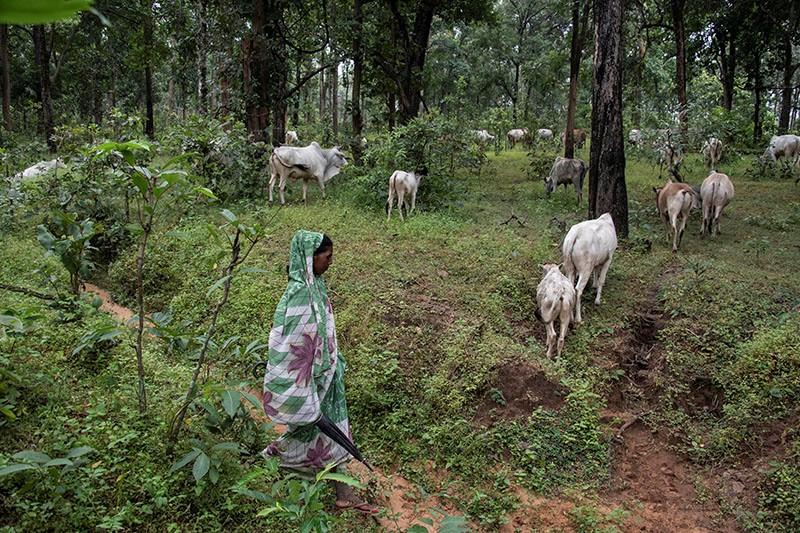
top-left (562, 232), bottom-right (578, 283)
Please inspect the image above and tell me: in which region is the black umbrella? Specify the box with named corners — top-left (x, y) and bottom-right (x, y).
top-left (316, 414), bottom-right (373, 472)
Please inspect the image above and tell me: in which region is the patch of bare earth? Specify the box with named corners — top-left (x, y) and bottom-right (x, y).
top-left (473, 360), bottom-right (567, 427)
top-left (84, 283), bottom-right (135, 324)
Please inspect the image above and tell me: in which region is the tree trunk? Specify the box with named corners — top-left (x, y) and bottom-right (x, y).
top-left (331, 62), bottom-right (339, 137)
top-left (143, 0), bottom-right (155, 139)
top-left (718, 26), bottom-right (736, 112)
top-left (197, 0), bottom-right (208, 115)
top-left (1, 25), bottom-right (10, 131)
top-left (671, 0), bottom-right (688, 138)
top-left (589, 0), bottom-right (627, 238)
top-left (387, 92), bottom-right (396, 130)
top-left (752, 51), bottom-right (762, 144)
top-left (319, 49), bottom-right (326, 120)
top-left (564, 0), bottom-right (590, 159)
top-left (33, 26), bottom-right (56, 152)
top-left (291, 60), bottom-right (300, 126)
top-left (397, 3), bottom-right (434, 124)
top-left (243, 0), bottom-right (270, 142)
top-left (778, 15), bottom-right (795, 134)
top-left (352, 0), bottom-right (364, 161)
top-left (512, 61), bottom-right (520, 123)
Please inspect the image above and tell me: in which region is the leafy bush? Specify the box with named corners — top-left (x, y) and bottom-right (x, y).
top-left (37, 211), bottom-right (98, 295)
top-left (344, 111), bottom-right (482, 211)
top-left (758, 442), bottom-right (800, 532)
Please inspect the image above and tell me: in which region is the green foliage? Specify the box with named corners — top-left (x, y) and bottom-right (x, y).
top-left (568, 504), bottom-right (628, 533)
top-left (37, 211), bottom-right (98, 295)
top-left (71, 323), bottom-right (125, 371)
top-left (256, 463), bottom-right (361, 533)
top-left (170, 438), bottom-right (242, 486)
top-left (758, 446), bottom-right (800, 532)
top-left (0, 0), bottom-right (91, 24)
top-left (0, 446), bottom-right (95, 477)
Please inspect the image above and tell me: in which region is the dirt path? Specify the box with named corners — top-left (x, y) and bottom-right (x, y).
top-left (84, 283), bottom-right (135, 324)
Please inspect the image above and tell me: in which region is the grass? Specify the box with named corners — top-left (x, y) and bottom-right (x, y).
top-left (1, 144), bottom-right (799, 531)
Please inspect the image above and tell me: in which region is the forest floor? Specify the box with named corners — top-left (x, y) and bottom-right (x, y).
top-left (2, 147), bottom-right (799, 532)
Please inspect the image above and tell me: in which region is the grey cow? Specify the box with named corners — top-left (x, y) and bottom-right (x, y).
top-left (544, 156), bottom-right (588, 204)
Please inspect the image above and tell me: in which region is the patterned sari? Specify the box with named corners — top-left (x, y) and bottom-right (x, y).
top-left (261, 230), bottom-right (351, 473)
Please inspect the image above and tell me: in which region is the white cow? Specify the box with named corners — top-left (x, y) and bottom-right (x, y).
top-left (285, 130), bottom-right (299, 145)
top-left (545, 156), bottom-right (587, 204)
top-left (536, 263), bottom-right (576, 357)
top-left (653, 180), bottom-right (695, 252)
top-left (268, 142), bottom-right (347, 205)
top-left (628, 129), bottom-right (643, 147)
top-left (699, 171), bottom-right (734, 237)
top-left (10, 159), bottom-right (66, 182)
top-left (386, 170), bottom-right (422, 221)
top-left (507, 128), bottom-right (530, 149)
top-left (537, 128), bottom-right (554, 141)
top-left (474, 129), bottom-right (496, 145)
top-left (562, 213), bottom-right (618, 324)
top-left (701, 137), bottom-right (723, 171)
top-left (763, 134), bottom-right (800, 164)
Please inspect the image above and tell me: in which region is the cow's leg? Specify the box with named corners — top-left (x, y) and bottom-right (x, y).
top-left (574, 271), bottom-right (590, 324)
top-left (319, 180), bottom-right (326, 200)
top-left (410, 188), bottom-right (417, 217)
top-left (701, 202), bottom-right (711, 237)
top-left (545, 320), bottom-right (556, 358)
top-left (576, 182), bottom-right (582, 205)
top-left (279, 175), bottom-right (287, 205)
top-left (302, 181), bottom-right (309, 205)
top-left (677, 215), bottom-right (687, 249)
top-left (714, 206), bottom-right (723, 236)
top-left (397, 189), bottom-right (406, 221)
top-left (594, 257), bottom-right (612, 305)
top-left (557, 306), bottom-right (571, 357)
top-left (387, 185), bottom-right (395, 221)
top-left (269, 172), bottom-right (277, 205)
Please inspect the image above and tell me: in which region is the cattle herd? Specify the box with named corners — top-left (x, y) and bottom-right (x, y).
top-left (5, 126), bottom-right (800, 359)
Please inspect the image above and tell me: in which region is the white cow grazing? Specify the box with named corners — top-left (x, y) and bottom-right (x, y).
top-left (545, 156), bottom-right (588, 204)
top-left (629, 129), bottom-right (643, 147)
top-left (386, 170), bottom-right (422, 221)
top-left (10, 159), bottom-right (66, 182)
top-left (763, 134), bottom-right (800, 164)
top-left (537, 128), bottom-right (554, 141)
top-left (536, 263), bottom-right (576, 357)
top-left (653, 180), bottom-right (695, 252)
top-left (701, 137), bottom-right (723, 171)
top-left (699, 171), bottom-right (734, 237)
top-left (562, 213), bottom-right (618, 324)
top-left (507, 128), bottom-right (529, 149)
top-left (474, 129), bottom-right (496, 145)
top-left (285, 130), bottom-right (299, 145)
top-left (268, 142), bottom-right (347, 205)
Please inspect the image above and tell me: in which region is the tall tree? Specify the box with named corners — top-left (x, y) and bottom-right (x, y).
top-left (0, 24), bottom-right (10, 131)
top-left (33, 25), bottom-right (56, 151)
top-left (777, 0), bottom-right (799, 134)
top-left (589, 0), bottom-right (627, 237)
top-left (351, 0), bottom-right (365, 162)
top-left (670, 0), bottom-right (687, 137)
top-left (143, 0), bottom-right (155, 139)
top-left (196, 0), bottom-right (209, 115)
top-left (564, 0), bottom-right (590, 159)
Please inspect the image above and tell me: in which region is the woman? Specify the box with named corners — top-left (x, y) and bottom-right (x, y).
top-left (262, 230), bottom-right (377, 515)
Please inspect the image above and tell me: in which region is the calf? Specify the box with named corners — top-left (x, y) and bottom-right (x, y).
top-left (545, 156), bottom-right (587, 204)
top-left (701, 137), bottom-right (723, 171)
top-left (653, 180), bottom-right (694, 252)
top-left (699, 171), bottom-right (734, 237)
top-left (560, 128), bottom-right (587, 148)
top-left (10, 159), bottom-right (66, 182)
top-left (562, 213), bottom-right (618, 324)
top-left (386, 170), bottom-right (422, 221)
top-left (763, 134), bottom-right (800, 164)
top-left (629, 129), bottom-right (643, 147)
top-left (507, 128), bottom-right (530, 149)
top-left (537, 128), bottom-right (554, 142)
top-left (536, 264), bottom-right (576, 357)
top-left (285, 130), bottom-right (299, 145)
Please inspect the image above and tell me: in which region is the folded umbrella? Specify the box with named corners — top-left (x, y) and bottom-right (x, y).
top-left (315, 413), bottom-right (373, 472)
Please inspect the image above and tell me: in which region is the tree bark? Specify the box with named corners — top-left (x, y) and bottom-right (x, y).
top-left (352, 0), bottom-right (364, 162)
top-left (752, 51), bottom-right (762, 144)
top-left (564, 0), bottom-right (590, 159)
top-left (671, 0), bottom-right (688, 138)
top-left (396, 2), bottom-right (434, 124)
top-left (319, 49), bottom-right (326, 121)
top-left (197, 0), bottom-right (208, 115)
top-left (387, 92), bottom-right (396, 130)
top-left (331, 62), bottom-right (339, 137)
top-left (777, 6), bottom-right (796, 134)
top-left (589, 0), bottom-right (627, 237)
top-left (143, 0), bottom-right (155, 139)
top-left (1, 25), bottom-right (10, 131)
top-left (33, 26), bottom-right (56, 152)
top-left (244, 0), bottom-right (270, 142)
top-left (717, 25), bottom-right (736, 112)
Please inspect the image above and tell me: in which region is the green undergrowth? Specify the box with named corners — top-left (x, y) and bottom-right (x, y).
top-left (2, 148), bottom-right (799, 530)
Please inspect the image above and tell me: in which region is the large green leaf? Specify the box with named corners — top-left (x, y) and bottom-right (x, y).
top-left (192, 452), bottom-right (210, 481)
top-left (0, 314), bottom-right (24, 333)
top-left (170, 449), bottom-right (201, 472)
top-left (0, 0), bottom-right (92, 24)
top-left (206, 275), bottom-right (231, 297)
top-left (318, 472), bottom-right (363, 488)
top-left (221, 390), bottom-right (241, 418)
top-left (12, 450), bottom-right (51, 464)
top-left (65, 446), bottom-right (95, 459)
top-left (0, 464), bottom-right (37, 476)
top-left (43, 458), bottom-right (73, 468)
